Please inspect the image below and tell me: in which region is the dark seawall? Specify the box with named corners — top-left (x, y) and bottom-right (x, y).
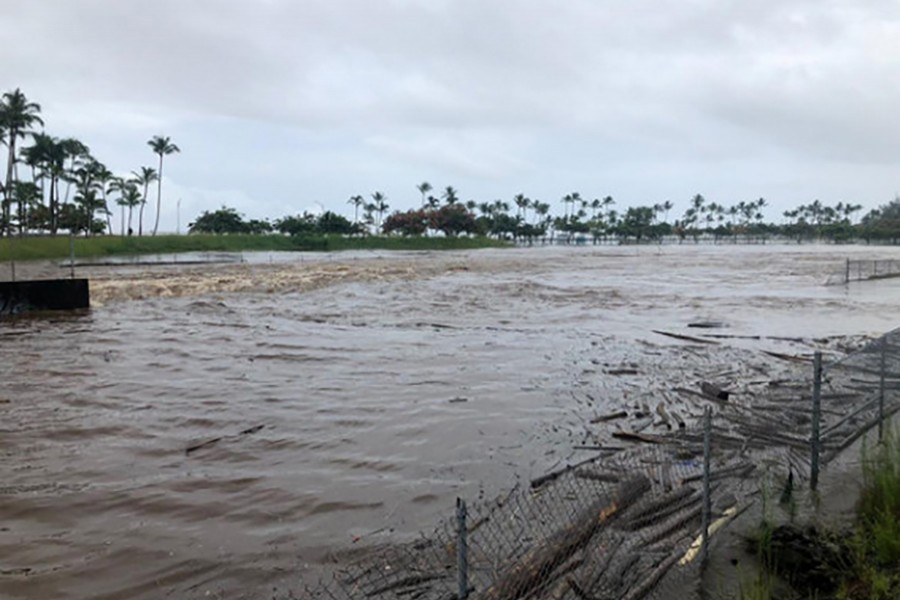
top-left (0, 279), bottom-right (90, 317)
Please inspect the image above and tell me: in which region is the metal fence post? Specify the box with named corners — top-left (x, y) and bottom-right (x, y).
top-left (456, 497), bottom-right (468, 599)
top-left (701, 406), bottom-right (712, 565)
top-left (879, 336), bottom-right (887, 442)
top-left (69, 233), bottom-right (75, 279)
top-left (810, 351), bottom-right (823, 491)
top-left (7, 235), bottom-right (15, 282)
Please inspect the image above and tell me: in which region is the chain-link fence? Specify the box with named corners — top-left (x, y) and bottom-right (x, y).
top-left (835, 257), bottom-right (900, 285)
top-left (293, 329), bottom-right (898, 600)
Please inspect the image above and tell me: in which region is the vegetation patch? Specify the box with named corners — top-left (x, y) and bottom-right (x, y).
top-left (741, 427), bottom-right (900, 599)
top-left (0, 233), bottom-right (506, 262)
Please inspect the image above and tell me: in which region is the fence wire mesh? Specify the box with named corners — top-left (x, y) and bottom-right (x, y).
top-left (297, 328), bottom-right (898, 600)
top-left (833, 257), bottom-right (900, 285)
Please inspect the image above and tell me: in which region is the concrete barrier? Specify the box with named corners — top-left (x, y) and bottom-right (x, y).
top-left (0, 279), bottom-right (90, 317)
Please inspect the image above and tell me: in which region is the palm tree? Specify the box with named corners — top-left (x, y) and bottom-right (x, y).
top-left (347, 194), bottom-right (364, 224)
top-left (662, 200), bottom-right (674, 224)
top-left (371, 191), bottom-right (388, 228)
top-left (442, 186), bottom-right (458, 205)
top-left (60, 138), bottom-right (90, 206)
top-left (417, 181), bottom-right (432, 208)
top-left (513, 193), bottom-right (528, 220)
top-left (148, 135), bottom-right (180, 236)
top-left (0, 88), bottom-right (43, 234)
top-left (120, 182), bottom-right (142, 235)
top-left (132, 166), bottom-right (158, 235)
top-left (93, 163), bottom-right (115, 234)
top-left (108, 177), bottom-right (130, 235)
top-left (561, 193), bottom-right (573, 219)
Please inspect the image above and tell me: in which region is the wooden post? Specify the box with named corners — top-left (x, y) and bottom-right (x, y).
top-left (845, 258), bottom-right (851, 284)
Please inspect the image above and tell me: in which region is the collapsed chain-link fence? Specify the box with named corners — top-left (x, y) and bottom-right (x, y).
top-left (293, 329), bottom-right (899, 600)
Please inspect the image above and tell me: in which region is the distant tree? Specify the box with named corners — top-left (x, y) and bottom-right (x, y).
top-left (148, 135), bottom-right (180, 236)
top-left (442, 186), bottom-right (459, 205)
top-left (430, 204), bottom-right (476, 237)
top-left (382, 209), bottom-right (430, 236)
top-left (417, 181), bottom-right (432, 208)
top-left (317, 211), bottom-right (357, 235)
top-left (371, 191), bottom-right (388, 227)
top-left (347, 195), bottom-right (364, 224)
top-left (0, 88), bottom-right (43, 234)
top-left (189, 206), bottom-right (249, 234)
top-left (275, 213), bottom-right (317, 236)
top-left (131, 166), bottom-right (158, 235)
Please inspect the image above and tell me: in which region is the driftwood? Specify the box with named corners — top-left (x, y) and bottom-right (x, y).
top-left (185, 424), bottom-right (265, 455)
top-left (655, 403), bottom-right (673, 430)
top-left (652, 330), bottom-right (720, 345)
top-left (573, 445), bottom-right (624, 452)
top-left (687, 321), bottom-right (726, 329)
top-left (621, 485), bottom-right (697, 531)
top-left (477, 476), bottom-right (651, 600)
top-left (672, 386), bottom-right (727, 405)
top-left (530, 454), bottom-right (607, 490)
top-left (699, 382), bottom-right (730, 401)
top-left (824, 401), bottom-right (900, 463)
top-left (364, 573), bottom-right (444, 597)
top-left (762, 350), bottom-right (811, 363)
top-left (590, 410), bottom-right (627, 423)
top-left (611, 431), bottom-right (667, 444)
top-left (608, 368), bottom-right (640, 375)
top-left (630, 416), bottom-right (655, 433)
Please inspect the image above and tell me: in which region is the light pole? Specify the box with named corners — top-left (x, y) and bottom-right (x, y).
top-left (177, 198), bottom-right (181, 235)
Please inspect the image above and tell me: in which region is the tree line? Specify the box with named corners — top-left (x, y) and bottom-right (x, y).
top-left (193, 184), bottom-right (900, 244)
top-left (0, 88), bottom-right (179, 237)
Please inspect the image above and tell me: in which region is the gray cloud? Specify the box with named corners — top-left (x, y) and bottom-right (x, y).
top-left (2, 0), bottom-right (899, 229)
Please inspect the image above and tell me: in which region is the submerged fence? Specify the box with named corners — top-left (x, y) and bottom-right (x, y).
top-left (298, 330), bottom-right (900, 600)
top-left (838, 258), bottom-right (900, 285)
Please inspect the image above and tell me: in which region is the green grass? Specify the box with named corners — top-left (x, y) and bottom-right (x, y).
top-left (738, 426), bottom-right (900, 600)
top-left (0, 234), bottom-right (508, 261)
top-left (846, 426), bottom-right (900, 598)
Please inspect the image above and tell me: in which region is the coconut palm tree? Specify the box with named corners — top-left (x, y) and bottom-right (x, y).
top-left (347, 194), bottom-right (364, 224)
top-left (417, 181), bottom-right (432, 208)
top-left (119, 181), bottom-right (143, 235)
top-left (132, 166), bottom-right (158, 235)
top-left (561, 193), bottom-right (573, 219)
top-left (371, 191), bottom-right (388, 228)
top-left (662, 200), bottom-right (674, 224)
top-left (442, 186), bottom-right (458, 206)
top-left (148, 135), bottom-right (180, 236)
top-left (0, 88), bottom-right (43, 234)
top-left (513, 193), bottom-right (528, 220)
top-left (92, 163), bottom-right (115, 234)
top-left (60, 138), bottom-right (90, 206)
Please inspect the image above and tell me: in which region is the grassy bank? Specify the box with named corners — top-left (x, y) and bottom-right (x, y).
top-left (0, 234), bottom-right (508, 261)
top-left (741, 426), bottom-right (899, 599)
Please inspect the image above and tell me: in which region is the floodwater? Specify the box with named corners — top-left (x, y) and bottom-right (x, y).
top-left (2, 244), bottom-right (900, 599)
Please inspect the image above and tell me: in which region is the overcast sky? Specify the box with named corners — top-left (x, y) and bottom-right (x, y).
top-left (3, 0), bottom-right (900, 231)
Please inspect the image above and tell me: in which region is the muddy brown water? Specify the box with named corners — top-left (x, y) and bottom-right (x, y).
top-left (2, 244), bottom-right (900, 599)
